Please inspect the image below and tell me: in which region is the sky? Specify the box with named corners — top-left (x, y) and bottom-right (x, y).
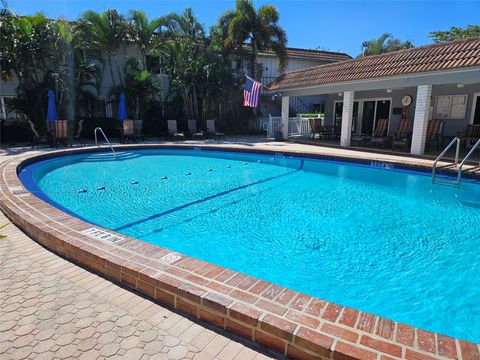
top-left (7, 0), bottom-right (480, 57)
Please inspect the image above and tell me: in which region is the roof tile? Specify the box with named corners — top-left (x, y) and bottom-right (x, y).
top-left (269, 37), bottom-right (480, 91)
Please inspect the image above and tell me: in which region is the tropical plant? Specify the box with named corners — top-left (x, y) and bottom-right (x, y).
top-left (162, 8), bottom-right (208, 121)
top-left (1, 12), bottom-right (75, 125)
top-left (358, 33), bottom-right (414, 57)
top-left (219, 0), bottom-right (288, 79)
top-left (121, 57), bottom-right (162, 119)
top-left (429, 25), bottom-right (480, 43)
top-left (77, 10), bottom-right (127, 88)
top-left (127, 10), bottom-right (165, 68)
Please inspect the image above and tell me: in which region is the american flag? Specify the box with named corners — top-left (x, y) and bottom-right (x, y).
top-left (243, 77), bottom-right (262, 107)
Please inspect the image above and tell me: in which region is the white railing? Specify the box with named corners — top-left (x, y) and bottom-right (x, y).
top-left (262, 115), bottom-right (283, 138)
top-left (261, 115), bottom-right (313, 138)
top-left (288, 116), bottom-right (311, 137)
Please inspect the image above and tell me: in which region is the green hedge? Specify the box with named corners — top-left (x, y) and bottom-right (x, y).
top-left (298, 113), bottom-right (325, 118)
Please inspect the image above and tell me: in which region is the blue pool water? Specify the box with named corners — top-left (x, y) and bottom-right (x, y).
top-left (20, 149), bottom-right (480, 342)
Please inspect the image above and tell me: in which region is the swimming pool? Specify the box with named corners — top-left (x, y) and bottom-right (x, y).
top-left (20, 149), bottom-right (480, 342)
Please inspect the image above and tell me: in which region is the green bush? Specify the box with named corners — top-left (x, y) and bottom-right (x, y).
top-left (298, 113), bottom-right (325, 119)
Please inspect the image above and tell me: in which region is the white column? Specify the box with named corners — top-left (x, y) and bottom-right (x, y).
top-left (281, 95), bottom-right (290, 140)
top-left (411, 85), bottom-right (432, 155)
top-left (340, 91), bottom-right (355, 147)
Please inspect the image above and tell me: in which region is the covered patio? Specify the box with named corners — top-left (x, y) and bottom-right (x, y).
top-left (268, 37), bottom-right (480, 158)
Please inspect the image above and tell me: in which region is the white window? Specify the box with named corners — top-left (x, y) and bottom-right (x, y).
top-left (434, 94), bottom-right (468, 119)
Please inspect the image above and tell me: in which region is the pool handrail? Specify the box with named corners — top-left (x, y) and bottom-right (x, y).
top-left (432, 136), bottom-right (460, 185)
top-left (456, 138), bottom-right (480, 187)
top-left (94, 127), bottom-right (116, 157)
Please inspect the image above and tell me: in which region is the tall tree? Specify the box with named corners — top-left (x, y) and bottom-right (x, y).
top-left (127, 10), bottom-right (164, 69)
top-left (219, 0), bottom-right (287, 80)
top-left (77, 10), bottom-right (127, 88)
top-left (429, 25), bottom-right (480, 43)
top-left (162, 8), bottom-right (207, 120)
top-left (0, 11), bottom-right (76, 124)
top-left (359, 33), bottom-right (414, 57)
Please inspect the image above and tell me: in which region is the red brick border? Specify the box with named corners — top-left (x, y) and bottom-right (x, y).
top-left (1, 145), bottom-right (479, 360)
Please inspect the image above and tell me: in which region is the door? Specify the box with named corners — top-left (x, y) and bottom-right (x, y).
top-left (473, 94), bottom-right (480, 125)
top-left (361, 99), bottom-right (391, 135)
top-left (362, 101), bottom-right (376, 134)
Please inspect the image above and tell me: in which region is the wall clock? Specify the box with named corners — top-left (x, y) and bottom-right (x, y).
top-left (401, 95), bottom-right (412, 107)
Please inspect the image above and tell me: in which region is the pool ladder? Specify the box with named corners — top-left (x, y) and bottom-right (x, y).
top-left (432, 137), bottom-right (480, 188)
top-left (94, 127), bottom-right (116, 157)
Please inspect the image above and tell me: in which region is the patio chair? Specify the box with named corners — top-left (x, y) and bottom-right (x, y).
top-left (460, 124), bottom-right (480, 149)
top-left (187, 119), bottom-right (205, 139)
top-left (167, 120), bottom-right (185, 140)
top-left (134, 120), bottom-right (143, 142)
top-left (206, 119), bottom-right (225, 139)
top-left (425, 119), bottom-right (444, 151)
top-left (54, 120), bottom-right (69, 147)
top-left (391, 118), bottom-right (413, 151)
top-left (369, 118), bottom-right (389, 148)
top-left (309, 118), bottom-right (320, 139)
top-left (122, 119), bottom-right (135, 143)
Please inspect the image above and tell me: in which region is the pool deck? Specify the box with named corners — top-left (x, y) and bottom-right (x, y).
top-left (1, 139), bottom-right (479, 360)
top-left (0, 211), bottom-right (281, 360)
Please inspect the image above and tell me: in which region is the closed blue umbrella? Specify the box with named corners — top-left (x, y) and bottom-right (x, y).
top-left (118, 92), bottom-right (127, 121)
top-left (46, 89), bottom-right (57, 123)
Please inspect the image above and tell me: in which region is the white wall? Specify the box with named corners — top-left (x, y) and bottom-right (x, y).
top-left (323, 83), bottom-right (480, 137)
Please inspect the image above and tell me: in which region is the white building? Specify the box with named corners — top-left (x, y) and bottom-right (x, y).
top-left (269, 37), bottom-right (480, 155)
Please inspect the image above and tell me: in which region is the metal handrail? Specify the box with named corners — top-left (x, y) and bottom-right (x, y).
top-left (456, 138), bottom-right (480, 186)
top-left (94, 127), bottom-right (116, 156)
top-left (432, 137), bottom-right (460, 184)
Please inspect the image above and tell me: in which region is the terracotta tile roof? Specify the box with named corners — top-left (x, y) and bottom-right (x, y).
top-left (258, 47), bottom-right (352, 62)
top-left (269, 37), bottom-right (480, 91)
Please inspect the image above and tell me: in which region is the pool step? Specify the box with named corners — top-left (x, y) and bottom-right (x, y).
top-left (433, 178), bottom-right (460, 188)
top-left (81, 152), bottom-right (141, 162)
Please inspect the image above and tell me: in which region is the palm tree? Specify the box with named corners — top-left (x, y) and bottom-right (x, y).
top-left (359, 33), bottom-right (414, 57)
top-left (77, 10), bottom-right (127, 87)
top-left (162, 8), bottom-right (207, 120)
top-left (219, 0), bottom-right (287, 80)
top-left (127, 10), bottom-right (164, 69)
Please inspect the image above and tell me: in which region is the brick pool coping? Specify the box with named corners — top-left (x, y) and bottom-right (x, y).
top-left (1, 144), bottom-right (479, 360)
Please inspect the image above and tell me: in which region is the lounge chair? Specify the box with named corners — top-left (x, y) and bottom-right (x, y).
top-left (54, 120), bottom-right (69, 147)
top-left (369, 118), bottom-right (389, 148)
top-left (122, 120), bottom-right (135, 143)
top-left (460, 124), bottom-right (480, 149)
top-left (391, 118), bottom-right (413, 151)
top-left (167, 120), bottom-right (185, 140)
top-left (425, 119), bottom-right (444, 151)
top-left (206, 119), bottom-right (225, 139)
top-left (134, 120), bottom-right (143, 142)
top-left (187, 119), bottom-right (205, 139)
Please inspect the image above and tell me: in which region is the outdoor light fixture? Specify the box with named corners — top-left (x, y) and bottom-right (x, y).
top-left (338, 92), bottom-right (343, 97)
top-left (457, 83), bottom-right (465, 88)
top-left (387, 89), bottom-right (393, 93)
